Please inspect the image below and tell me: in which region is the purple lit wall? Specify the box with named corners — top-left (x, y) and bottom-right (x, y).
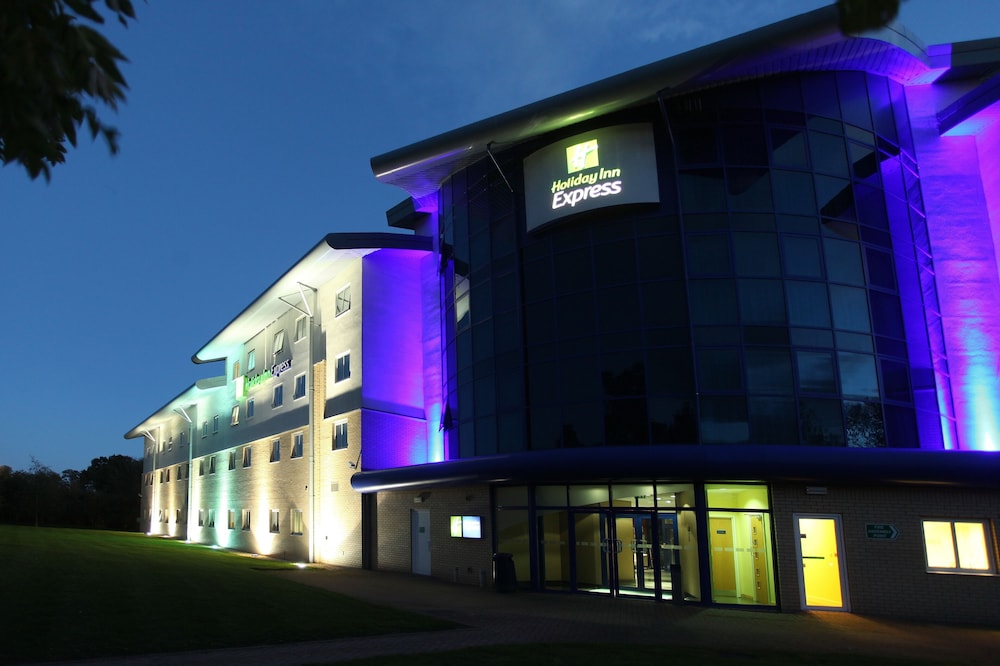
top-left (906, 83), bottom-right (1000, 451)
top-left (361, 248), bottom-right (445, 469)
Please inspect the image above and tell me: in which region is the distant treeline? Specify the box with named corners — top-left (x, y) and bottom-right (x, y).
top-left (0, 455), bottom-right (142, 531)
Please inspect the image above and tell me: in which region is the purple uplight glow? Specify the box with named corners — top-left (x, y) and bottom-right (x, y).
top-left (907, 83), bottom-right (1000, 451)
top-left (361, 248), bottom-right (444, 468)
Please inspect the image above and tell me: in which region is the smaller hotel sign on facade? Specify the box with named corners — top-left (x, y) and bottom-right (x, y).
top-left (523, 123), bottom-right (659, 232)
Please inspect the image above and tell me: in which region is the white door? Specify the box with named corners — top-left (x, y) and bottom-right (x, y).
top-left (411, 509), bottom-right (431, 575)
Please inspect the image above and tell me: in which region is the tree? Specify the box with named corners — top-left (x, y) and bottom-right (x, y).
top-left (0, 0), bottom-right (137, 180)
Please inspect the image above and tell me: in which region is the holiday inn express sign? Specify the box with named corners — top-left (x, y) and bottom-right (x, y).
top-left (523, 123), bottom-right (659, 231)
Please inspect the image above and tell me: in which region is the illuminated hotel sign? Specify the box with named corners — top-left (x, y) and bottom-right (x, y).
top-left (237, 359), bottom-right (293, 399)
top-left (523, 123), bottom-right (659, 231)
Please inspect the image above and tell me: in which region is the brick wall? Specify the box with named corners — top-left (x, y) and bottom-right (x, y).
top-left (376, 484), bottom-right (494, 585)
top-left (772, 483), bottom-right (1000, 625)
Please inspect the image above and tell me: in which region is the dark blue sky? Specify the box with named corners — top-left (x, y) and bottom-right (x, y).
top-left (2, 0), bottom-right (997, 474)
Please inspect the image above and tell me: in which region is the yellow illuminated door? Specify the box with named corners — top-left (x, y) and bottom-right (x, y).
top-left (795, 515), bottom-right (848, 610)
top-left (750, 514), bottom-right (769, 604)
top-left (709, 516), bottom-right (736, 599)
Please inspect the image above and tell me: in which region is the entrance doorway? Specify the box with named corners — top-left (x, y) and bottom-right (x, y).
top-left (566, 509), bottom-right (677, 599)
top-left (411, 509), bottom-right (430, 576)
top-left (794, 514), bottom-right (849, 610)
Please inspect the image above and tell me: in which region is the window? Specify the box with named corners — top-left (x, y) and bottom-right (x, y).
top-left (176, 509), bottom-right (183, 524)
top-left (158, 510), bottom-right (165, 523)
top-left (335, 352), bottom-right (351, 383)
top-left (270, 439), bottom-right (281, 462)
top-left (198, 509), bottom-right (205, 527)
top-left (247, 349), bottom-right (256, 371)
top-left (213, 415), bottom-right (219, 434)
top-left (228, 451), bottom-right (236, 470)
top-left (198, 460), bottom-right (205, 476)
top-left (159, 470), bottom-right (164, 483)
top-left (207, 508), bottom-right (216, 528)
top-left (291, 432), bottom-right (304, 458)
top-left (290, 509), bottom-right (304, 536)
top-left (227, 510), bottom-right (236, 530)
top-left (208, 455), bottom-right (216, 474)
top-left (202, 421), bottom-right (209, 438)
top-left (333, 421), bottom-right (348, 450)
top-left (167, 436), bottom-right (173, 452)
top-left (273, 329), bottom-right (286, 356)
top-left (294, 316), bottom-right (307, 342)
top-left (233, 360), bottom-right (240, 380)
top-left (336, 285), bottom-right (351, 316)
top-left (293, 373), bottom-right (306, 399)
top-left (242, 445), bottom-right (252, 468)
top-left (242, 509), bottom-right (251, 531)
top-left (922, 520), bottom-right (994, 573)
top-left (230, 405), bottom-right (239, 426)
top-left (165, 468), bottom-right (170, 482)
top-left (247, 398), bottom-right (255, 419)
top-left (270, 509), bottom-right (280, 533)
top-left (272, 384), bottom-right (284, 408)
top-left (450, 515), bottom-right (483, 539)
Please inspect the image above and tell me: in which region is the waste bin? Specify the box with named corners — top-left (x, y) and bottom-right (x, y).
top-left (493, 552), bottom-right (516, 593)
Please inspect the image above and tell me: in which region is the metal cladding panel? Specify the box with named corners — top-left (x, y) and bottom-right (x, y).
top-left (350, 445), bottom-right (1000, 492)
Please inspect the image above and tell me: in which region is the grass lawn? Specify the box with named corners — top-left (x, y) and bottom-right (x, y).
top-left (0, 525), bottom-right (454, 663)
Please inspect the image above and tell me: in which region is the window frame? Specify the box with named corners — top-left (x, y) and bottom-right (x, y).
top-left (294, 315), bottom-right (307, 342)
top-left (269, 509), bottom-right (280, 534)
top-left (922, 518), bottom-right (995, 574)
top-left (247, 398), bottom-right (255, 419)
top-left (293, 373), bottom-right (307, 400)
top-left (333, 420), bottom-right (348, 450)
top-left (230, 404), bottom-right (240, 426)
top-left (270, 438), bottom-right (281, 463)
top-left (273, 329), bottom-right (286, 357)
top-left (335, 284), bottom-right (352, 317)
top-left (272, 384), bottom-right (284, 408)
top-left (247, 349), bottom-right (256, 372)
top-left (242, 445), bottom-right (252, 468)
top-left (335, 351), bottom-right (351, 383)
top-left (291, 432), bottom-right (304, 459)
top-left (290, 509), bottom-right (304, 536)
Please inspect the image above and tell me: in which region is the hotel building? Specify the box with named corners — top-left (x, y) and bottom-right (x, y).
top-left (127, 5), bottom-right (1000, 624)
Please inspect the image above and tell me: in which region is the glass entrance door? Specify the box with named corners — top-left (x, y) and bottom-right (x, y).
top-left (570, 510), bottom-right (678, 599)
top-left (572, 511), bottom-right (612, 594)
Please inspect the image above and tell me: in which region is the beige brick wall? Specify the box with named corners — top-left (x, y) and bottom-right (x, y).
top-left (772, 483), bottom-right (1000, 625)
top-left (376, 484), bottom-right (494, 585)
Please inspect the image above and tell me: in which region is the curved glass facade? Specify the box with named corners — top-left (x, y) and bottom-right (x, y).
top-left (440, 71), bottom-right (947, 459)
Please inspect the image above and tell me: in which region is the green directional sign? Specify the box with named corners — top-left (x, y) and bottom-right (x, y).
top-left (866, 523), bottom-right (899, 540)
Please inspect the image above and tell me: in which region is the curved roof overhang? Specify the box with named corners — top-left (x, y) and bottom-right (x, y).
top-left (193, 232), bottom-right (431, 364)
top-left (123, 376), bottom-right (227, 440)
top-left (370, 5), bottom-right (929, 201)
top-left (350, 445), bottom-right (1000, 493)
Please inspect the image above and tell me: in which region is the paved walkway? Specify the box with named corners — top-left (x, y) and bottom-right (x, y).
top-left (40, 566), bottom-right (1000, 665)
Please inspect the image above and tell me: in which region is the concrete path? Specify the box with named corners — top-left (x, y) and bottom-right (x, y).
top-left (36, 566), bottom-right (1000, 665)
